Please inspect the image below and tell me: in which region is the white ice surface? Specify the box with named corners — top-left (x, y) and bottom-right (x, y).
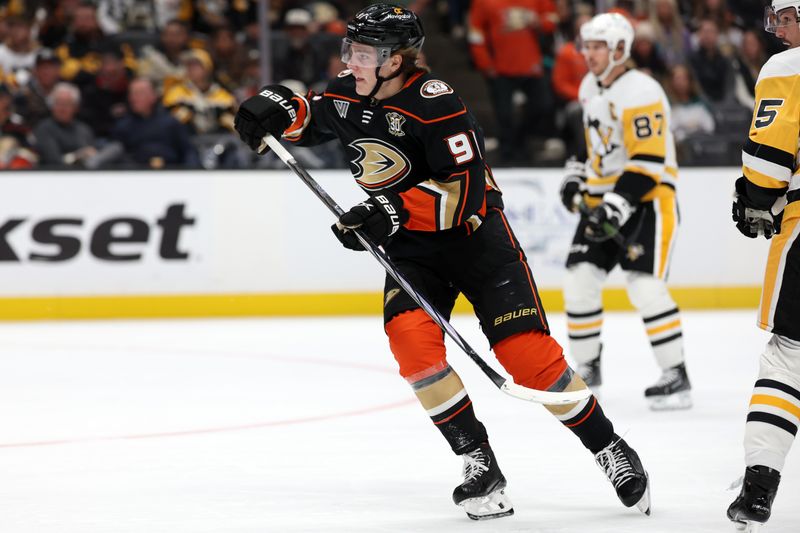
top-left (0, 311), bottom-right (797, 533)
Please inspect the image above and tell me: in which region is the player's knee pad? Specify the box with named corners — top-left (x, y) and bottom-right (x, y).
top-left (385, 309), bottom-right (447, 378)
top-left (493, 330), bottom-right (568, 390)
top-left (563, 263), bottom-right (606, 312)
top-left (759, 335), bottom-right (800, 389)
top-left (625, 272), bottom-right (676, 316)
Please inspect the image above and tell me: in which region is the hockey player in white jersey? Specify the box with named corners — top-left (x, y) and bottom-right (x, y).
top-left (559, 13), bottom-right (692, 410)
top-left (727, 2), bottom-right (800, 531)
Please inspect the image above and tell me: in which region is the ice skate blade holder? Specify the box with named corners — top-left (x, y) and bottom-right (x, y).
top-left (647, 390), bottom-right (692, 411)
top-left (460, 488), bottom-right (514, 521)
top-left (733, 519), bottom-right (764, 532)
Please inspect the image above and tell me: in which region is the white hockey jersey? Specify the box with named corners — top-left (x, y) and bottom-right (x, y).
top-left (578, 69), bottom-right (678, 207)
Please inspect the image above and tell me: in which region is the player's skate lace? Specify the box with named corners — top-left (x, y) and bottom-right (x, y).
top-left (595, 438), bottom-right (636, 490)
top-left (652, 366), bottom-right (680, 388)
top-left (462, 449), bottom-right (490, 482)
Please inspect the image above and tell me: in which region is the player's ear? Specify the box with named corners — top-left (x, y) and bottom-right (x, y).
top-left (389, 53), bottom-right (403, 73)
top-left (614, 42), bottom-right (625, 61)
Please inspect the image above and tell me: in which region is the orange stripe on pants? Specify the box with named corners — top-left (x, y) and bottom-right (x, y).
top-left (385, 309), bottom-right (447, 378)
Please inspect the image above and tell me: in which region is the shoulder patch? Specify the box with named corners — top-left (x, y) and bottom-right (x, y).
top-left (338, 69), bottom-right (353, 78)
top-left (420, 79), bottom-right (453, 98)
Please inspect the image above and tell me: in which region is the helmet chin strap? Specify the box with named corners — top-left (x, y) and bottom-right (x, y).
top-left (596, 47), bottom-right (626, 85)
top-left (366, 64), bottom-right (404, 105)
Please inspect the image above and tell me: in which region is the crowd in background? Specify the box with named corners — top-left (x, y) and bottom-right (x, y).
top-left (0, 0), bottom-right (783, 170)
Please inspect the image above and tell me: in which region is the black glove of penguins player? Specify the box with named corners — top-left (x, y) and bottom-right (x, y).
top-left (332, 192), bottom-right (409, 251)
top-left (234, 85), bottom-right (297, 152)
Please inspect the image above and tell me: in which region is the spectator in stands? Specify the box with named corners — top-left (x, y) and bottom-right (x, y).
top-left (33, 82), bottom-right (97, 168)
top-left (665, 64), bottom-right (715, 155)
top-left (163, 48), bottom-right (236, 134)
top-left (111, 77), bottom-right (199, 168)
top-left (551, 11), bottom-right (589, 158)
top-left (272, 8), bottom-right (329, 89)
top-left (13, 48), bottom-right (62, 127)
top-left (0, 83), bottom-right (36, 169)
top-left (137, 19), bottom-right (191, 92)
top-left (97, 0), bottom-right (162, 34)
top-left (468, 0), bottom-right (559, 164)
top-left (209, 23), bottom-right (247, 92)
top-left (689, 18), bottom-right (736, 103)
top-left (56, 1), bottom-right (106, 83)
top-left (732, 28), bottom-right (767, 109)
top-left (78, 45), bottom-right (132, 139)
top-left (649, 0), bottom-right (691, 68)
top-left (235, 49), bottom-right (261, 102)
top-left (691, 0), bottom-right (742, 51)
top-left (0, 16), bottom-right (37, 85)
top-left (631, 20), bottom-right (668, 82)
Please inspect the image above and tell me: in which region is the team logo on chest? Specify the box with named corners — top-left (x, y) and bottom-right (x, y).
top-left (385, 112), bottom-right (406, 137)
top-left (348, 138), bottom-right (411, 190)
top-left (333, 100), bottom-right (350, 119)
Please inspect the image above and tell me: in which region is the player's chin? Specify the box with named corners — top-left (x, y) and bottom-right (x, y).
top-left (354, 80), bottom-right (372, 96)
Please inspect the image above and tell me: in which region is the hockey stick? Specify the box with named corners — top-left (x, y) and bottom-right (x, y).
top-left (261, 134), bottom-right (590, 405)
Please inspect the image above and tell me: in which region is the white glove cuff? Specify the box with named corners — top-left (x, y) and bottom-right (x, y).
top-left (602, 192), bottom-right (634, 226)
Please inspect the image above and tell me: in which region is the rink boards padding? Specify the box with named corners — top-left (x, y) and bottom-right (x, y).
top-left (0, 168), bottom-right (768, 319)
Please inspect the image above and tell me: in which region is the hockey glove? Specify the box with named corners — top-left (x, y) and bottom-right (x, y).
top-left (732, 176), bottom-right (782, 239)
top-left (585, 192), bottom-right (634, 243)
top-left (234, 85), bottom-right (297, 152)
top-left (560, 157), bottom-right (587, 213)
top-left (331, 193), bottom-right (408, 251)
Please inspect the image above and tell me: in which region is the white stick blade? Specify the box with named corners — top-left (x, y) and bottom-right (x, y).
top-left (501, 382), bottom-right (593, 405)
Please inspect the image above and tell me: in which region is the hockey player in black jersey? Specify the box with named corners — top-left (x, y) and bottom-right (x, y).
top-left (234, 4), bottom-right (650, 521)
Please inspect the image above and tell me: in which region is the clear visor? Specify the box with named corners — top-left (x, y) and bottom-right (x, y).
top-left (764, 6), bottom-right (800, 33)
top-left (340, 39), bottom-right (392, 68)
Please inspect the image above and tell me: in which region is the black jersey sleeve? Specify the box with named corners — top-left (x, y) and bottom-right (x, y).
top-left (388, 97), bottom-right (488, 232)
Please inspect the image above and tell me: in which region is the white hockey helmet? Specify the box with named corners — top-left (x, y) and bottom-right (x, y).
top-left (580, 13), bottom-right (634, 82)
top-left (765, 1), bottom-right (800, 33)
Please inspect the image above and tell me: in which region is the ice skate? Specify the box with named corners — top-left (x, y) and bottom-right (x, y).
top-left (644, 363), bottom-right (692, 410)
top-left (452, 442), bottom-right (514, 520)
top-left (727, 465), bottom-right (780, 532)
top-left (576, 350), bottom-right (602, 397)
top-left (594, 435), bottom-right (651, 515)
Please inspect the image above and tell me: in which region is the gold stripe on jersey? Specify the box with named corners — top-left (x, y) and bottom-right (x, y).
top-left (417, 177), bottom-right (464, 230)
top-left (759, 209), bottom-right (800, 330)
top-left (743, 165), bottom-right (789, 190)
top-left (622, 101), bottom-right (668, 163)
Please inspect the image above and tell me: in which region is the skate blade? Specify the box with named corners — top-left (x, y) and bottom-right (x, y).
top-left (634, 472), bottom-right (651, 516)
top-left (460, 489), bottom-right (514, 521)
top-left (647, 390), bottom-right (692, 411)
top-left (732, 520), bottom-right (764, 533)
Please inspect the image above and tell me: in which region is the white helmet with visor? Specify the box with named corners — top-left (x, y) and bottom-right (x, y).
top-left (765, 1), bottom-right (800, 33)
top-left (580, 13), bottom-right (634, 83)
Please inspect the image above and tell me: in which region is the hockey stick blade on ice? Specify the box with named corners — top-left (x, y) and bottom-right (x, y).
top-left (260, 134), bottom-right (590, 405)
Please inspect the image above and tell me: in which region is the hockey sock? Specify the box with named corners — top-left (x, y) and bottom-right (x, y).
top-left (387, 310), bottom-right (488, 454)
top-left (642, 307), bottom-right (684, 369)
top-left (566, 308), bottom-right (603, 363)
top-left (563, 263), bottom-right (606, 364)
top-left (407, 362), bottom-right (488, 454)
top-left (626, 273), bottom-right (684, 369)
top-left (744, 336), bottom-right (800, 471)
top-left (547, 370), bottom-right (614, 453)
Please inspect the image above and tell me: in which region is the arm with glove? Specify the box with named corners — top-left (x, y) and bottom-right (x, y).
top-left (732, 176), bottom-right (786, 239)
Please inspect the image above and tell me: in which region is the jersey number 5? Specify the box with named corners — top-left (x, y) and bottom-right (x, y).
top-left (754, 99), bottom-right (784, 128)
